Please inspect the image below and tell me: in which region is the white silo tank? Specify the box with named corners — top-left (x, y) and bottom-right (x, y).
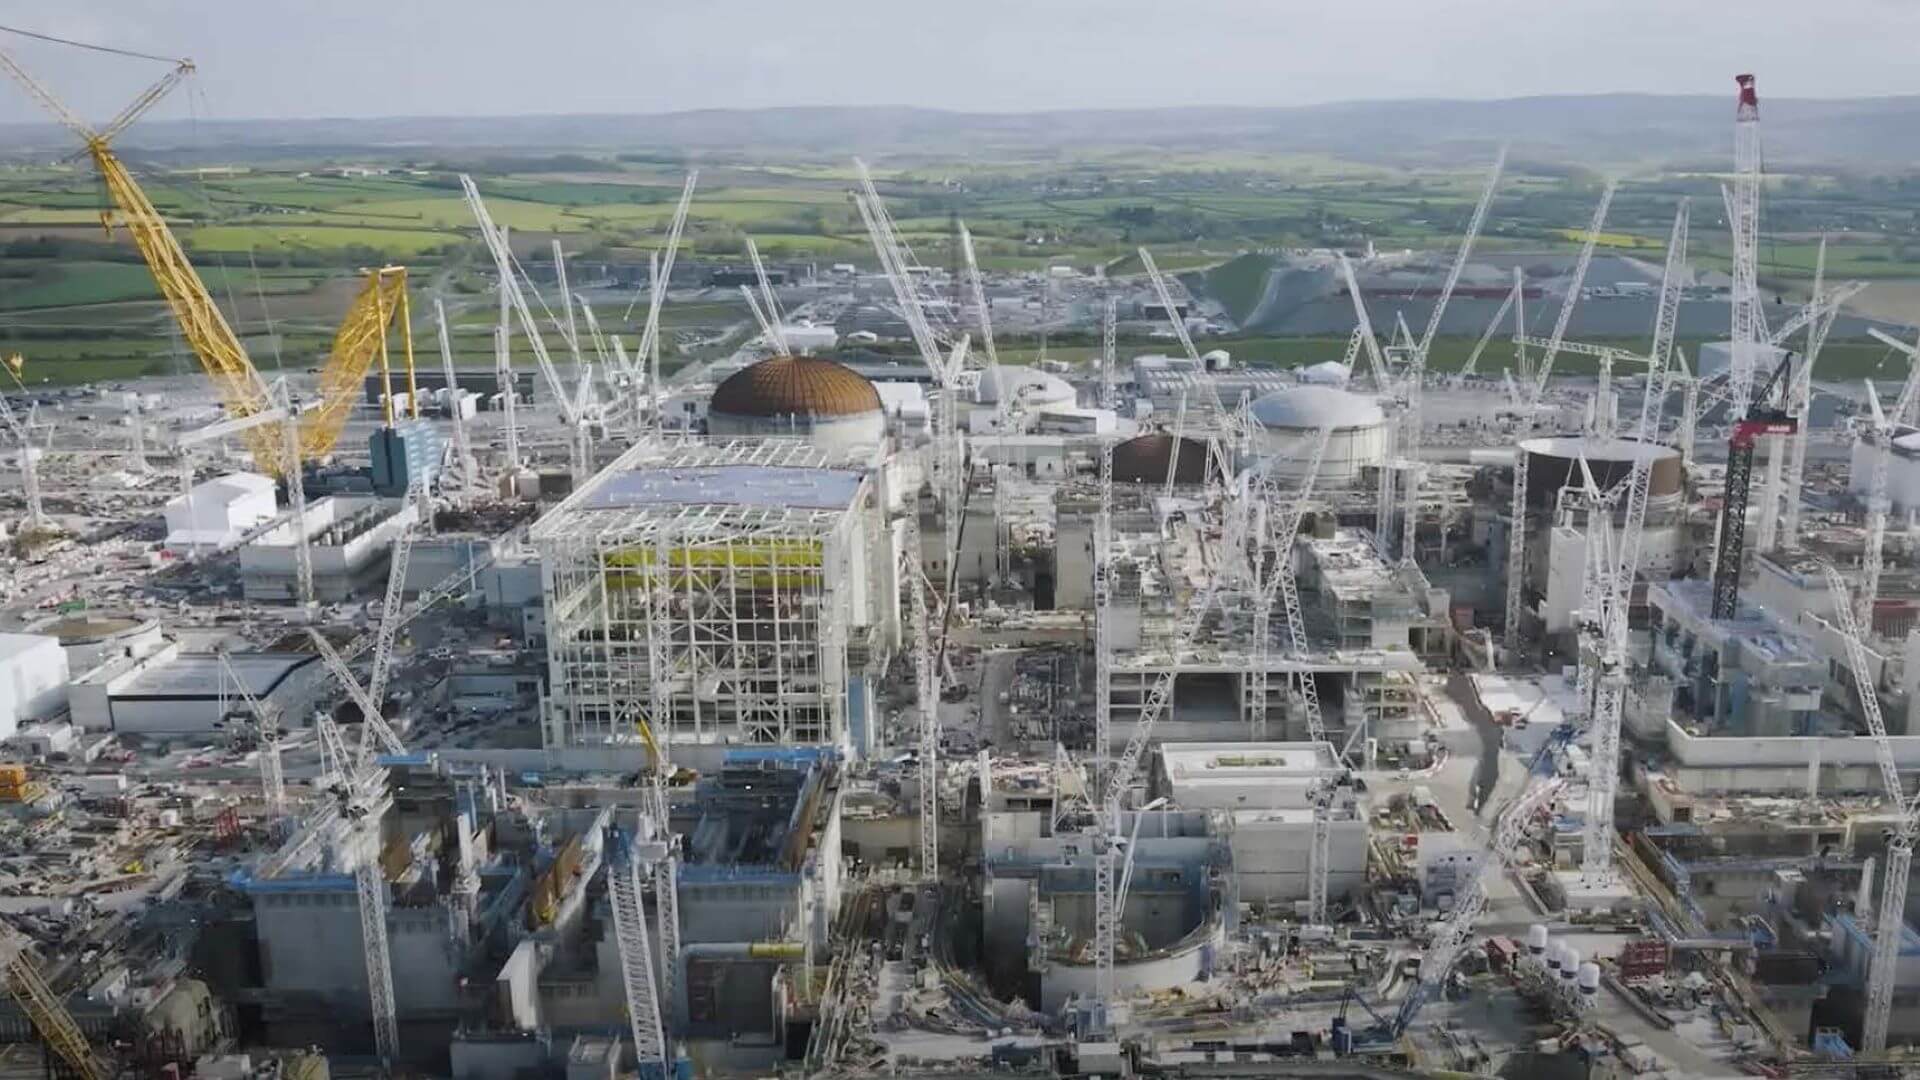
top-left (1526, 924), bottom-right (1549, 956)
top-left (1544, 940), bottom-right (1564, 976)
top-left (1577, 962), bottom-right (1601, 997)
top-left (1559, 946), bottom-right (1581, 984)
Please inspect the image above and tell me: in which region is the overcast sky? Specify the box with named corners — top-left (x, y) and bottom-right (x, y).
top-left (2, 1), bottom-right (1917, 124)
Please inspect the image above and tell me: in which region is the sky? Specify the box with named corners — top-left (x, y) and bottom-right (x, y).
top-left (1, 0), bottom-right (1918, 124)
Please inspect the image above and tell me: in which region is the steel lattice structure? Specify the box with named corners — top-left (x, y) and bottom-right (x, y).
top-left (532, 439), bottom-right (887, 751)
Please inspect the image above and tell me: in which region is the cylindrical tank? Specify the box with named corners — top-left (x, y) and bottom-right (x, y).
top-left (1577, 962), bottom-right (1601, 996)
top-left (1517, 435), bottom-right (1682, 510)
top-left (1559, 946), bottom-right (1581, 983)
top-left (1526, 924), bottom-right (1549, 955)
top-left (1544, 940), bottom-right (1564, 975)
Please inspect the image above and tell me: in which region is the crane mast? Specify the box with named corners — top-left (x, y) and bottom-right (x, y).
top-left (606, 825), bottom-right (671, 1077)
top-left (1, 926), bottom-right (110, 1080)
top-left (1530, 182), bottom-right (1618, 401)
top-left (434, 299), bottom-right (480, 500)
top-left (1728, 75), bottom-right (1766, 415)
top-left (1822, 565), bottom-right (1920, 1053)
top-left (902, 510), bottom-right (940, 880)
top-left (219, 650), bottom-right (287, 816)
top-left (1856, 329), bottom-right (1920, 632)
top-left (1101, 297), bottom-right (1119, 411)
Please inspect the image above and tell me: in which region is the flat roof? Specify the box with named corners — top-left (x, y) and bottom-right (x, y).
top-left (1160, 741), bottom-right (1339, 783)
top-left (0, 633), bottom-right (59, 662)
top-left (582, 465), bottom-right (864, 513)
top-left (117, 652), bottom-right (317, 701)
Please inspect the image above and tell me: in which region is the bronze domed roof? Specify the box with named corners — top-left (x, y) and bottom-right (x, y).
top-left (1112, 433), bottom-right (1214, 486)
top-left (710, 356), bottom-right (881, 419)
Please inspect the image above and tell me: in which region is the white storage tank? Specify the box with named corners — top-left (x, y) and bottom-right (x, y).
top-left (1577, 962), bottom-right (1601, 998)
top-left (1249, 385), bottom-right (1388, 486)
top-left (1526, 923), bottom-right (1549, 957)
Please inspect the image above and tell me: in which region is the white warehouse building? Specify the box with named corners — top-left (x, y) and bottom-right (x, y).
top-left (164, 472), bottom-right (278, 553)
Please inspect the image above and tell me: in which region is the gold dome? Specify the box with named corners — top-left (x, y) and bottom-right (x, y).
top-left (710, 356), bottom-right (881, 419)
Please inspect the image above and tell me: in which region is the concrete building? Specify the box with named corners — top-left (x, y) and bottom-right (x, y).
top-left (32, 614), bottom-right (164, 674)
top-left (240, 495), bottom-right (416, 602)
top-left (0, 633), bottom-right (69, 740)
top-left (1153, 742), bottom-right (1369, 906)
top-left (164, 472), bottom-right (277, 553)
top-left (531, 439), bottom-right (897, 761)
top-left (69, 645), bottom-right (319, 734)
top-left (1644, 579), bottom-right (1825, 737)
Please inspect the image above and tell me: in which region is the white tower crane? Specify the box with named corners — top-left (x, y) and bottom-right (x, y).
top-left (1395, 149), bottom-right (1504, 566)
top-left (431, 300), bottom-right (479, 501)
top-left (606, 821), bottom-right (671, 1078)
top-left (366, 476), bottom-right (426, 711)
top-left (1727, 75), bottom-right (1767, 416)
top-left (626, 172), bottom-right (697, 436)
top-left (1854, 330), bottom-right (1920, 632)
top-left (902, 509), bottom-right (940, 880)
top-left (460, 177), bottom-right (591, 484)
top-left (1823, 563), bottom-right (1917, 1054)
top-left (1529, 182), bottom-right (1618, 402)
top-left (1101, 296), bottom-right (1118, 411)
top-left (218, 650), bottom-right (286, 816)
top-left (0, 369), bottom-right (46, 533)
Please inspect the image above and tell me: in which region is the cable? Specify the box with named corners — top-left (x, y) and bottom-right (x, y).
top-left (0, 23), bottom-right (183, 65)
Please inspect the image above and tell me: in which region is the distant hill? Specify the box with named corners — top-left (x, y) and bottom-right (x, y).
top-left (6, 93), bottom-right (1920, 168)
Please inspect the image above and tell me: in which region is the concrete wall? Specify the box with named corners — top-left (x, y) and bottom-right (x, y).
top-left (1226, 815), bottom-right (1368, 904)
top-left (252, 883), bottom-right (459, 1017)
top-left (241, 497), bottom-right (414, 602)
top-left (1039, 923), bottom-right (1223, 1013)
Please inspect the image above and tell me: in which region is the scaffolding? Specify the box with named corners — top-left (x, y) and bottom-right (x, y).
top-left (532, 439), bottom-right (887, 750)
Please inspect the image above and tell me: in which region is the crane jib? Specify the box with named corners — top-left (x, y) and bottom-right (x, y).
top-left (1730, 418), bottom-right (1797, 448)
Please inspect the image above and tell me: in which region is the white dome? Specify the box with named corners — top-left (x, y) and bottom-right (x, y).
top-left (977, 365), bottom-right (1075, 408)
top-left (1250, 385), bottom-right (1385, 430)
top-left (1296, 361), bottom-right (1351, 387)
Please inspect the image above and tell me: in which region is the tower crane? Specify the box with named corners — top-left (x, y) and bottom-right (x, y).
top-left (625, 173), bottom-right (698, 435)
top-left (1101, 296), bottom-right (1119, 411)
top-left (1380, 770), bottom-right (1566, 1043)
top-left (853, 162), bottom-right (970, 562)
top-left (958, 223), bottom-right (999, 370)
top-left (1529, 182), bottom-right (1618, 402)
top-left (1245, 428), bottom-right (1334, 917)
top-left (218, 650), bottom-right (287, 816)
top-left (1137, 249), bottom-right (1239, 482)
top-left (0, 357), bottom-right (46, 533)
top-left (460, 176), bottom-right (593, 484)
top-left (1823, 563), bottom-right (1919, 1054)
top-left (433, 299), bottom-right (480, 501)
top-left (1852, 329), bottom-right (1920, 632)
top-left (902, 509), bottom-right (940, 880)
top-left (1709, 349), bottom-right (1798, 620)
top-left (605, 821), bottom-right (672, 1078)
top-left (1779, 239), bottom-right (1844, 551)
top-left (1393, 149), bottom-right (1504, 565)
top-left (366, 476), bottom-right (427, 711)
top-left (1727, 75), bottom-right (1768, 415)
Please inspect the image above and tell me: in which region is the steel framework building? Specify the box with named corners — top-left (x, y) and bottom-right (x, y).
top-left (532, 439), bottom-right (894, 753)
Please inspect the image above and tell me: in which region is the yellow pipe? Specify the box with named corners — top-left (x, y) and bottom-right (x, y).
top-left (748, 941), bottom-right (805, 960)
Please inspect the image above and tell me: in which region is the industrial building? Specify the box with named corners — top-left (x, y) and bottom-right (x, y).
top-left (164, 472), bottom-right (278, 553)
top-left (240, 494), bottom-right (417, 602)
top-left (530, 437), bottom-right (898, 762)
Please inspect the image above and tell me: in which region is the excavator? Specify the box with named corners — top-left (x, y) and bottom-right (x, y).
top-left (0, 37), bottom-right (416, 478)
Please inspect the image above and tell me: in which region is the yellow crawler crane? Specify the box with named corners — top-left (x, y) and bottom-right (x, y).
top-left (307, 265), bottom-right (417, 455)
top-left (1, 925), bottom-right (110, 1080)
top-left (0, 47), bottom-right (294, 474)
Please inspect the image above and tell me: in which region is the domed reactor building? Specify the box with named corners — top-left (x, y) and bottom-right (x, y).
top-left (707, 355), bottom-right (887, 450)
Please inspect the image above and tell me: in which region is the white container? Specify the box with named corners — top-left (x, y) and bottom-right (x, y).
top-left (1526, 923), bottom-right (1549, 955)
top-left (1577, 962), bottom-right (1601, 995)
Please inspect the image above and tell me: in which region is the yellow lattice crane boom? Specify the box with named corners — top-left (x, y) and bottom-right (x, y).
top-left (306, 266), bottom-right (416, 456)
top-left (0, 45), bottom-right (292, 473)
top-left (1, 927), bottom-right (109, 1080)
